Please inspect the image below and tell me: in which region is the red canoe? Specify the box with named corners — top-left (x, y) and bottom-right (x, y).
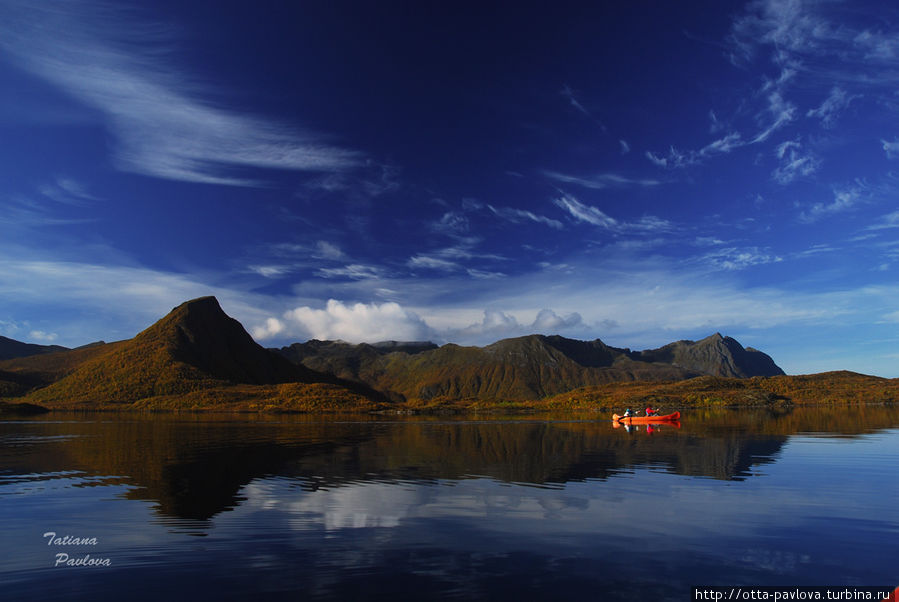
top-left (612, 411), bottom-right (680, 424)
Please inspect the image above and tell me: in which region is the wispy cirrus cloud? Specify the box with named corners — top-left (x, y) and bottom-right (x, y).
top-left (304, 164), bottom-right (402, 199)
top-left (38, 177), bottom-right (99, 206)
top-left (799, 184), bottom-right (865, 223)
top-left (701, 131), bottom-right (744, 156)
top-left (316, 264), bottom-right (387, 281)
top-left (806, 87), bottom-right (859, 127)
top-left (772, 138), bottom-right (819, 184)
top-left (644, 150), bottom-right (672, 168)
top-left (553, 193), bottom-right (673, 233)
top-left (699, 246), bottom-right (783, 271)
top-left (651, 2), bottom-right (896, 186)
top-left (407, 255), bottom-right (460, 272)
top-left (407, 239), bottom-right (507, 276)
top-left (429, 211), bottom-right (471, 237)
top-left (243, 240), bottom-right (351, 280)
top-left (853, 29), bottom-right (899, 60)
top-left (729, 0), bottom-right (839, 66)
top-left (1, 190), bottom-right (97, 230)
top-left (730, 0), bottom-right (899, 86)
top-left (542, 170), bottom-right (661, 189)
top-left (486, 205), bottom-right (563, 229)
top-left (866, 210), bottom-right (899, 231)
top-left (645, 132), bottom-right (743, 169)
top-left (248, 265), bottom-right (294, 279)
top-left (749, 90), bottom-right (796, 144)
top-left (708, 109), bottom-right (724, 133)
top-left (430, 200), bottom-right (563, 236)
top-left (553, 194), bottom-right (617, 229)
top-left (560, 84), bottom-right (606, 130)
top-left (0, 1), bottom-right (361, 186)
top-left (645, 93), bottom-right (789, 170)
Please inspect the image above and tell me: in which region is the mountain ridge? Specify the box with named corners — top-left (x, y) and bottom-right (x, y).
top-left (13, 295), bottom-right (878, 413)
top-left (275, 332), bottom-right (784, 403)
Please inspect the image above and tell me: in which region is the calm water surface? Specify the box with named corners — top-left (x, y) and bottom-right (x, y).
top-left (1, 407), bottom-right (897, 601)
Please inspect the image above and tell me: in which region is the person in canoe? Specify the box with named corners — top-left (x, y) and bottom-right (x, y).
top-left (645, 406), bottom-right (659, 417)
top-left (622, 408), bottom-right (633, 418)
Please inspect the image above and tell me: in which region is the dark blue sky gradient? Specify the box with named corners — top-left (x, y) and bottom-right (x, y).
top-left (1, 0), bottom-right (898, 376)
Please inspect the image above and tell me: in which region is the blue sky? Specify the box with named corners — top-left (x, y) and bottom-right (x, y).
top-left (1, 0), bottom-right (898, 377)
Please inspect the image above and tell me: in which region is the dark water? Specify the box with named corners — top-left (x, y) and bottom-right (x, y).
top-left (1, 407), bottom-right (898, 601)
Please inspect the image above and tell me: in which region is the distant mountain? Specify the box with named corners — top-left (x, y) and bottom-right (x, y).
top-left (0, 335), bottom-right (68, 360)
top-left (632, 333), bottom-right (784, 378)
top-left (20, 297), bottom-right (386, 409)
top-left (275, 333), bottom-right (785, 403)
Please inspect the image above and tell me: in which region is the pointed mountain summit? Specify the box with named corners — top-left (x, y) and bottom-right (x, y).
top-left (143, 296), bottom-right (306, 384)
top-left (635, 333), bottom-right (784, 378)
top-left (25, 297), bottom-right (383, 408)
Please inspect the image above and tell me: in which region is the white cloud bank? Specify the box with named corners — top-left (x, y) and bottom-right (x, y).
top-left (251, 300), bottom-right (588, 345)
top-left (254, 300), bottom-right (434, 343)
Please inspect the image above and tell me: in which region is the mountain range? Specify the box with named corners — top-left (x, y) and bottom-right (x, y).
top-left (1, 295), bottom-right (892, 411)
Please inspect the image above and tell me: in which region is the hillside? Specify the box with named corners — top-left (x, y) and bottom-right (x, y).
top-left (0, 335), bottom-right (68, 360)
top-left (276, 332), bottom-right (784, 403)
top-left (19, 297), bottom-right (386, 410)
top-left (0, 341), bottom-right (122, 393)
top-left (541, 371), bottom-right (899, 411)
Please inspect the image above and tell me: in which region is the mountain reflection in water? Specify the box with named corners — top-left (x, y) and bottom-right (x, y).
top-left (2, 406), bottom-right (898, 601)
top-left (2, 406), bottom-right (897, 522)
